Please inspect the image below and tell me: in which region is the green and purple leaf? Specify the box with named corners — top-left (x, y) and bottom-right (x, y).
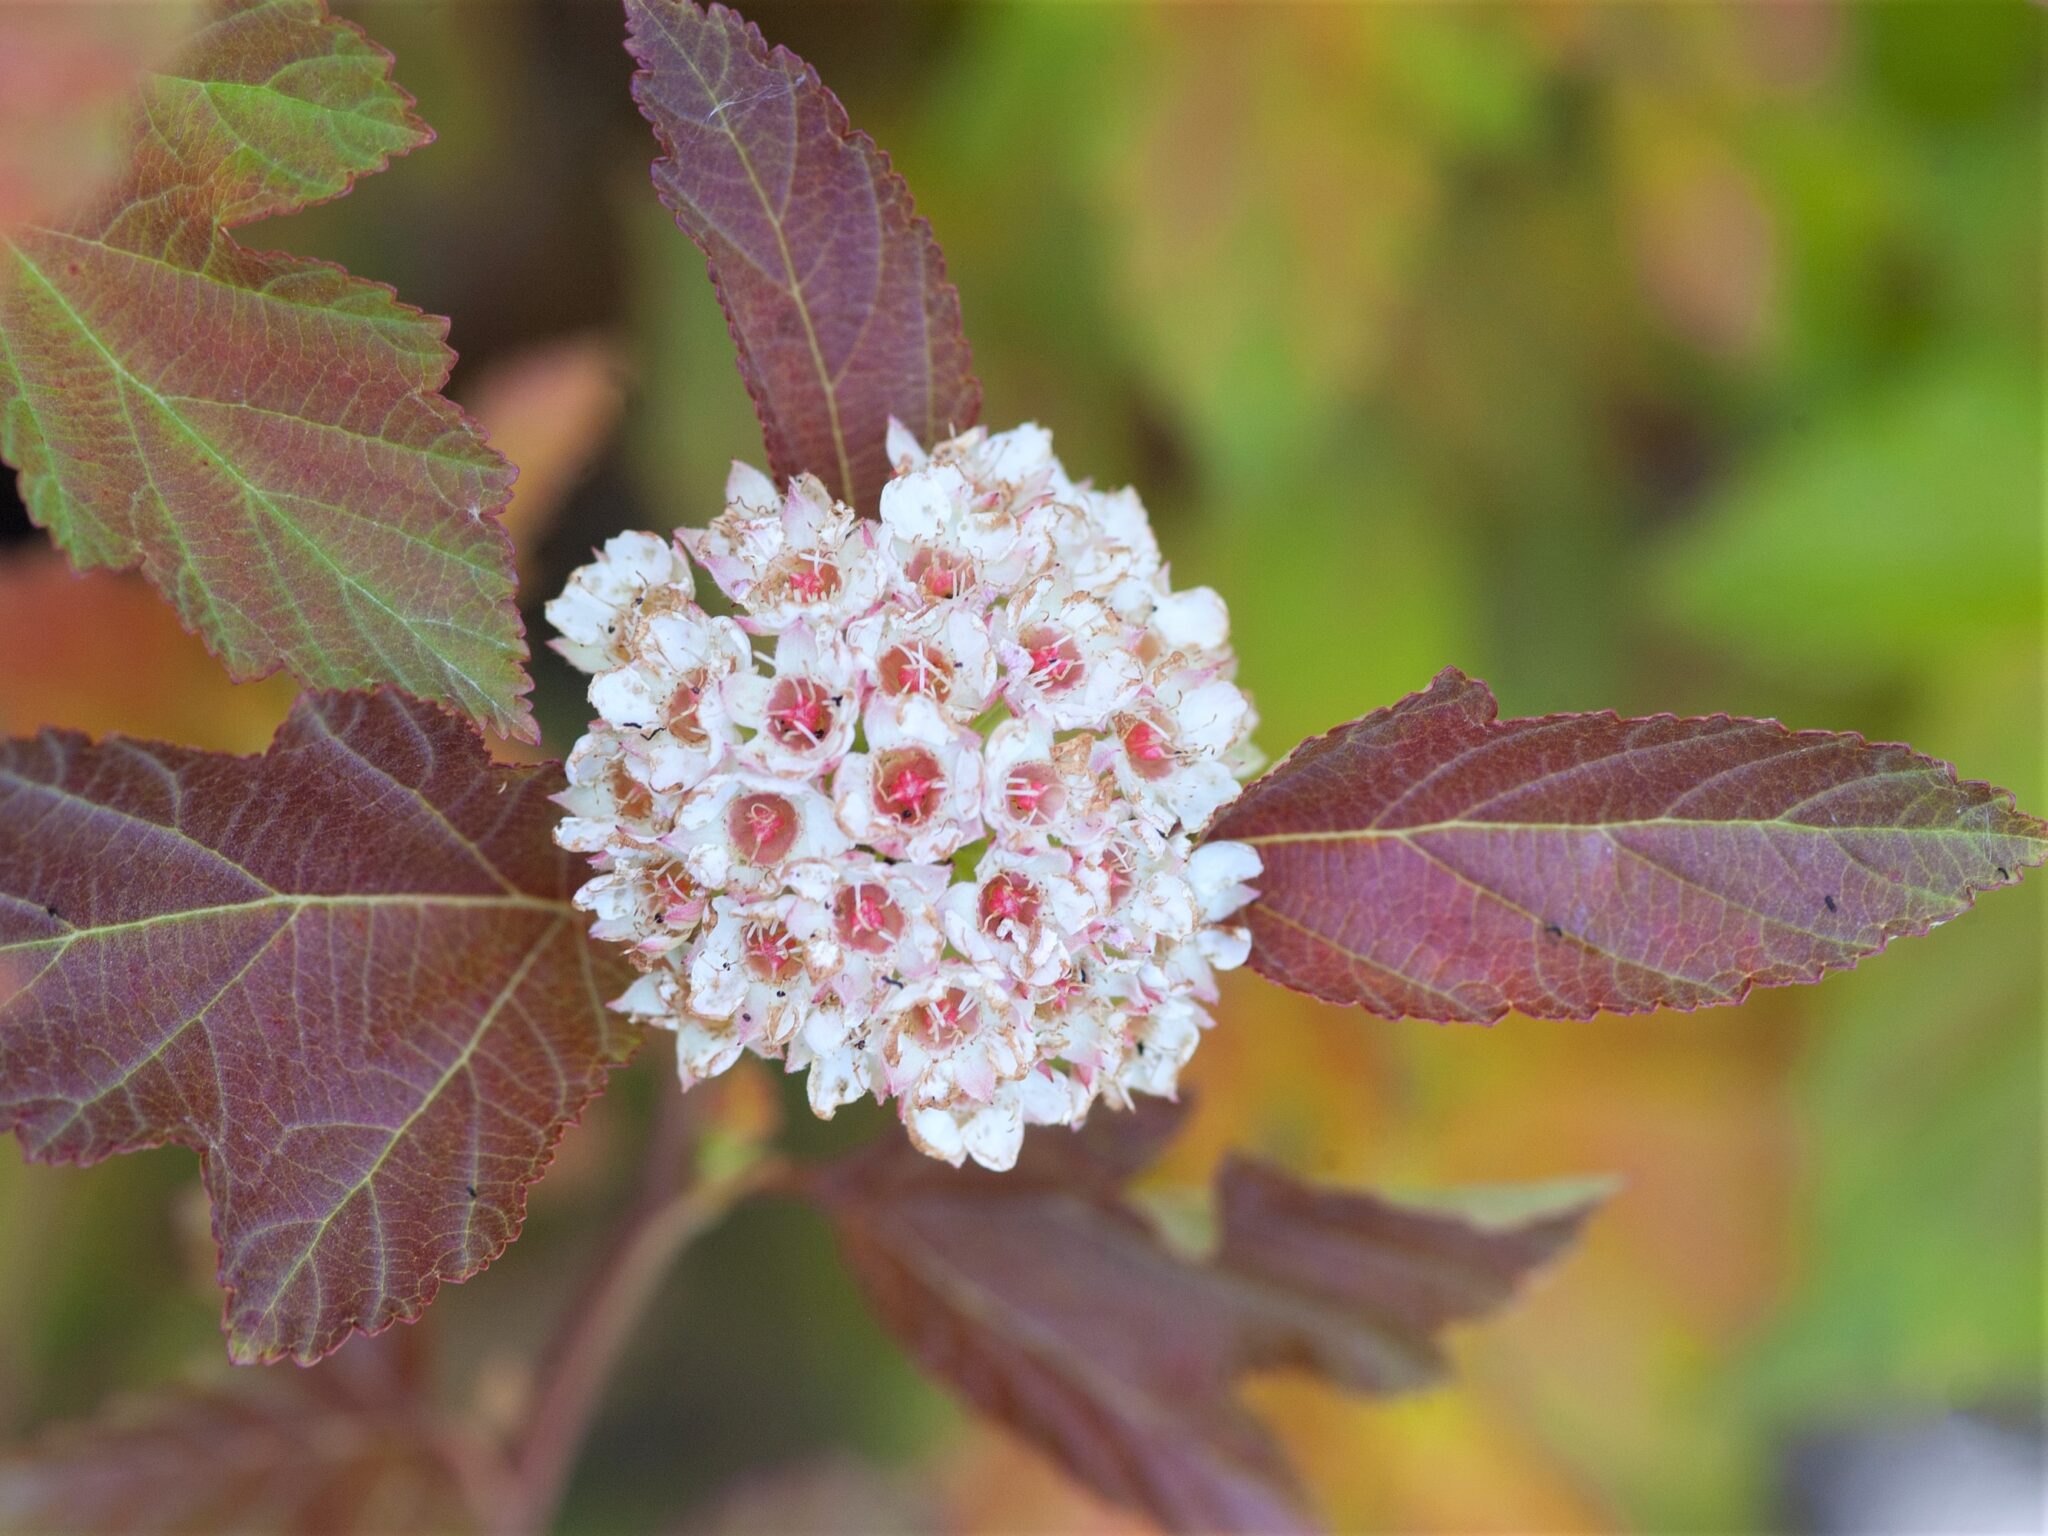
top-left (811, 1105), bottom-right (1602, 1534)
top-left (0, 691), bottom-right (637, 1364)
top-left (0, 0), bottom-right (534, 740)
top-left (1210, 669), bottom-right (2047, 1022)
top-left (627, 0), bottom-right (979, 513)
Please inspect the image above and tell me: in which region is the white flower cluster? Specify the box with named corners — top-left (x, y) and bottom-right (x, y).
top-left (546, 422), bottom-right (1261, 1170)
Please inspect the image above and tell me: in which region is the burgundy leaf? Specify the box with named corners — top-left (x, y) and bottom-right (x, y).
top-left (626, 0), bottom-right (980, 513)
top-left (0, 0), bottom-right (533, 740)
top-left (0, 691), bottom-right (639, 1364)
top-left (1209, 669), bottom-right (2047, 1022)
top-left (0, 1337), bottom-right (481, 1533)
top-left (811, 1106), bottom-right (1602, 1534)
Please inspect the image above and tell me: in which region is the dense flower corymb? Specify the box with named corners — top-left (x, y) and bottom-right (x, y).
top-left (547, 423), bottom-right (1261, 1170)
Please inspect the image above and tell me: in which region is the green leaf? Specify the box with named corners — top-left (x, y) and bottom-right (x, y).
top-left (0, 0), bottom-right (533, 740)
top-left (1652, 355), bottom-right (2038, 678)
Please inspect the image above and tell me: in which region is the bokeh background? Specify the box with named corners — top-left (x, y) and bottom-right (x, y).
top-left (1, 2), bottom-right (2041, 1531)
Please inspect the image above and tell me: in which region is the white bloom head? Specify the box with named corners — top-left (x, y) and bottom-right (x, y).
top-left (550, 422), bottom-right (1260, 1170)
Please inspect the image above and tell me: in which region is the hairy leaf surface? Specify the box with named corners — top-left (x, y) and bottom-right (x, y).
top-left (1210, 669), bottom-right (2047, 1022)
top-left (0, 0), bottom-right (533, 739)
top-left (0, 691), bottom-right (637, 1364)
top-left (0, 1337), bottom-right (476, 1534)
top-left (813, 1107), bottom-right (1600, 1533)
top-left (628, 0), bottom-right (979, 513)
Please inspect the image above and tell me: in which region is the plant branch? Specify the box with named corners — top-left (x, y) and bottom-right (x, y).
top-left (491, 1079), bottom-right (785, 1536)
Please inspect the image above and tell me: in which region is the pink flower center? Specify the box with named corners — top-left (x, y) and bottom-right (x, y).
top-left (873, 747), bottom-right (945, 825)
top-left (765, 677), bottom-right (836, 750)
top-left (764, 552), bottom-right (843, 607)
top-left (727, 791), bottom-right (798, 864)
top-left (743, 920), bottom-right (804, 983)
top-left (1004, 761), bottom-right (1066, 826)
top-left (978, 872), bottom-right (1042, 936)
top-left (652, 863), bottom-right (703, 925)
top-left (1020, 624), bottom-right (1084, 693)
top-left (916, 986), bottom-right (979, 1049)
top-left (878, 639), bottom-right (955, 701)
top-left (906, 547), bottom-right (971, 601)
top-left (833, 881), bottom-right (904, 954)
top-left (1119, 715), bottom-right (1177, 781)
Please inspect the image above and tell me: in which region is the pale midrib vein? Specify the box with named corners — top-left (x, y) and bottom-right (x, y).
top-left (1239, 815), bottom-right (2033, 847)
top-left (6, 247), bottom-right (502, 705)
top-left (243, 913), bottom-right (568, 1346)
top-left (655, 14), bottom-right (857, 503)
top-left (1, 892), bottom-right (568, 956)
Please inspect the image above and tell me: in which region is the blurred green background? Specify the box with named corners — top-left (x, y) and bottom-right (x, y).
top-left (0, 2), bottom-right (2041, 1531)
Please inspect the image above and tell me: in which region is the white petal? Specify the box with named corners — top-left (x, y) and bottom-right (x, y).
top-left (1154, 587), bottom-right (1229, 651)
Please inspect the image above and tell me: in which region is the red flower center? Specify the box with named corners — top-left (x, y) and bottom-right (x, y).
top-left (743, 920), bottom-right (804, 983)
top-left (833, 881), bottom-right (904, 954)
top-left (765, 677), bottom-right (836, 750)
top-left (727, 791), bottom-right (798, 864)
top-left (652, 863), bottom-right (702, 924)
top-left (906, 547), bottom-right (972, 601)
top-left (878, 639), bottom-right (955, 701)
top-left (1020, 624), bottom-right (1084, 693)
top-left (1003, 761), bottom-right (1066, 827)
top-left (873, 747), bottom-right (945, 825)
top-left (765, 552), bottom-right (842, 607)
top-left (1119, 715), bottom-right (1176, 781)
top-left (978, 872), bottom-right (1042, 935)
top-left (916, 986), bottom-right (979, 1049)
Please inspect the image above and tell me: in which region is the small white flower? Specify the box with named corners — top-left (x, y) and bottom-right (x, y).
top-left (662, 769), bottom-right (850, 892)
top-left (832, 697), bottom-right (984, 863)
top-left (683, 470), bottom-right (881, 634)
top-left (587, 608), bottom-right (753, 794)
top-left (684, 890), bottom-right (842, 1051)
top-left (942, 845), bottom-right (1101, 989)
top-left (545, 531), bottom-right (690, 672)
top-left (980, 717), bottom-right (1109, 852)
top-left (996, 575), bottom-right (1144, 730)
top-left (848, 600), bottom-right (997, 729)
top-left (1048, 486), bottom-right (1162, 620)
top-left (722, 621), bottom-right (864, 779)
top-left (548, 422), bottom-right (1261, 1169)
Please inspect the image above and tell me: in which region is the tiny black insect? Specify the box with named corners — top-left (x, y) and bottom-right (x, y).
top-left (1823, 894), bottom-right (1838, 913)
top-left (881, 974), bottom-right (905, 989)
top-left (1543, 922), bottom-right (1564, 939)
top-left (465, 1184), bottom-right (478, 1200)
top-left (1997, 866), bottom-right (2012, 881)
top-left (44, 903), bottom-right (60, 919)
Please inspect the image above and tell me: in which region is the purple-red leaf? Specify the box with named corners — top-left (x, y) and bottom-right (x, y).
top-left (627, 0), bottom-right (980, 513)
top-left (1210, 668), bottom-right (2047, 1022)
top-left (0, 691), bottom-right (638, 1364)
top-left (0, 1338), bottom-right (480, 1533)
top-left (0, 0), bottom-right (534, 740)
top-left (811, 1108), bottom-right (1602, 1534)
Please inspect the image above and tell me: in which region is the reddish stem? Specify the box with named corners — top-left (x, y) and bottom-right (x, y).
top-left (490, 1083), bottom-right (783, 1536)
